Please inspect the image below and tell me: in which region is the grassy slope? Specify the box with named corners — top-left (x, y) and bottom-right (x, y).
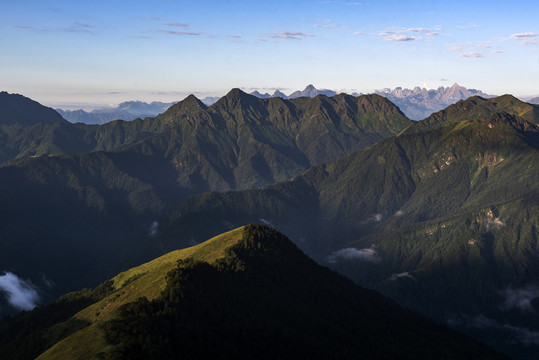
top-left (35, 227), bottom-right (244, 360)
top-left (32, 225), bottom-right (507, 360)
top-left (151, 111), bottom-right (538, 358)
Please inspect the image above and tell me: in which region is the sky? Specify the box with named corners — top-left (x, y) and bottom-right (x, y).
top-left (1, 0), bottom-right (538, 110)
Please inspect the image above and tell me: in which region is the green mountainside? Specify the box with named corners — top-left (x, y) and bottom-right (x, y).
top-left (0, 225), bottom-right (506, 360)
top-left (156, 106), bottom-right (539, 358)
top-left (0, 89), bottom-right (410, 313)
top-left (405, 94), bottom-right (539, 134)
top-left (0, 92), bottom-right (67, 127)
top-left (1, 91), bottom-right (538, 358)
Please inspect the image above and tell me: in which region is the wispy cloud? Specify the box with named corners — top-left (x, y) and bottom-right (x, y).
top-left (391, 272), bottom-right (416, 281)
top-left (510, 32), bottom-right (538, 45)
top-left (164, 22), bottom-right (190, 27)
top-left (12, 22), bottom-right (95, 34)
top-left (0, 272), bottom-right (40, 311)
top-left (460, 52), bottom-right (484, 58)
top-left (326, 246), bottom-right (381, 264)
top-left (12, 25), bottom-right (34, 29)
top-left (449, 42), bottom-right (493, 58)
top-left (314, 24), bottom-right (334, 29)
top-left (385, 35), bottom-right (415, 41)
top-left (157, 30), bottom-right (200, 36)
top-left (380, 27), bottom-right (439, 42)
top-left (449, 43), bottom-right (466, 52)
top-left (263, 31), bottom-right (315, 40)
top-left (406, 28), bottom-right (439, 36)
top-left (499, 285), bottom-right (539, 313)
top-left (510, 32), bottom-right (537, 39)
top-left (457, 24), bottom-right (480, 29)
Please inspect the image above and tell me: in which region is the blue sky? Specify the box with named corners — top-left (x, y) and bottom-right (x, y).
top-left (1, 0), bottom-right (538, 109)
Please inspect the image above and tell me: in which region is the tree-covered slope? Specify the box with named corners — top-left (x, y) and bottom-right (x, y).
top-left (0, 225), bottom-right (506, 360)
top-left (0, 92), bottom-right (67, 127)
top-left (0, 89), bottom-right (411, 315)
top-left (405, 94), bottom-right (539, 134)
top-left (157, 111), bottom-right (539, 358)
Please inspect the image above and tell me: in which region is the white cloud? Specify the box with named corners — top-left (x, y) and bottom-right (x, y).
top-left (164, 23), bottom-right (190, 27)
top-left (390, 272), bottom-right (415, 281)
top-left (149, 221), bottom-right (159, 237)
top-left (157, 30), bottom-right (200, 36)
top-left (314, 24), bottom-right (334, 29)
top-left (384, 35), bottom-right (415, 42)
top-left (406, 28), bottom-right (438, 36)
top-left (326, 246), bottom-right (380, 264)
top-left (510, 32), bottom-right (537, 39)
top-left (379, 27), bottom-right (438, 42)
top-left (259, 218), bottom-right (274, 227)
top-left (456, 24), bottom-right (480, 29)
top-left (263, 31), bottom-right (315, 40)
top-left (499, 285), bottom-right (539, 313)
top-left (510, 33), bottom-right (538, 45)
top-left (460, 52), bottom-right (484, 58)
top-left (0, 272), bottom-right (40, 311)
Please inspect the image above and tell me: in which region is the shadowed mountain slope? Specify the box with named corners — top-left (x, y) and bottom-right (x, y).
top-left (156, 109), bottom-right (539, 359)
top-left (0, 89), bottom-right (411, 314)
top-left (0, 225), bottom-right (506, 360)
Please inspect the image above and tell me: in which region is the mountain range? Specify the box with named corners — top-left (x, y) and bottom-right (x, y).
top-left (248, 84), bottom-right (496, 121)
top-left (56, 101), bottom-right (174, 124)
top-left (0, 225), bottom-right (507, 360)
top-left (374, 83), bottom-right (494, 120)
top-left (1, 89), bottom-right (538, 358)
top-left (0, 89), bottom-right (411, 313)
top-left (55, 83), bottom-right (496, 125)
top-left (146, 94), bottom-right (539, 359)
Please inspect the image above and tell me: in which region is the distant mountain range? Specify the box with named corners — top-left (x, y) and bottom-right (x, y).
top-left (56, 101), bottom-right (174, 124)
top-left (249, 83), bottom-right (495, 120)
top-left (373, 83), bottom-right (494, 120)
top-left (250, 84), bottom-right (337, 100)
top-left (54, 84), bottom-right (508, 125)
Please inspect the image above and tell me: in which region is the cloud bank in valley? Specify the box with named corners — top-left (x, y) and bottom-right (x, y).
top-left (326, 246), bottom-right (380, 264)
top-left (0, 272), bottom-right (40, 311)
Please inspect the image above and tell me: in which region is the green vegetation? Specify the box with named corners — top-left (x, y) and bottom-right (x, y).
top-left (0, 89), bottom-right (411, 309)
top-left (158, 109), bottom-right (539, 358)
top-left (0, 225), bottom-right (507, 359)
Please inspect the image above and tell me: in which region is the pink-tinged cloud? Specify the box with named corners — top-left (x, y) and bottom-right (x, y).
top-left (385, 35), bottom-right (415, 41)
top-left (164, 23), bottom-right (190, 27)
top-left (510, 32), bottom-right (537, 39)
top-left (460, 52), bottom-right (484, 58)
top-left (406, 28), bottom-right (439, 36)
top-left (157, 30), bottom-right (200, 36)
top-left (263, 31), bottom-right (315, 40)
top-left (314, 24), bottom-right (334, 29)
